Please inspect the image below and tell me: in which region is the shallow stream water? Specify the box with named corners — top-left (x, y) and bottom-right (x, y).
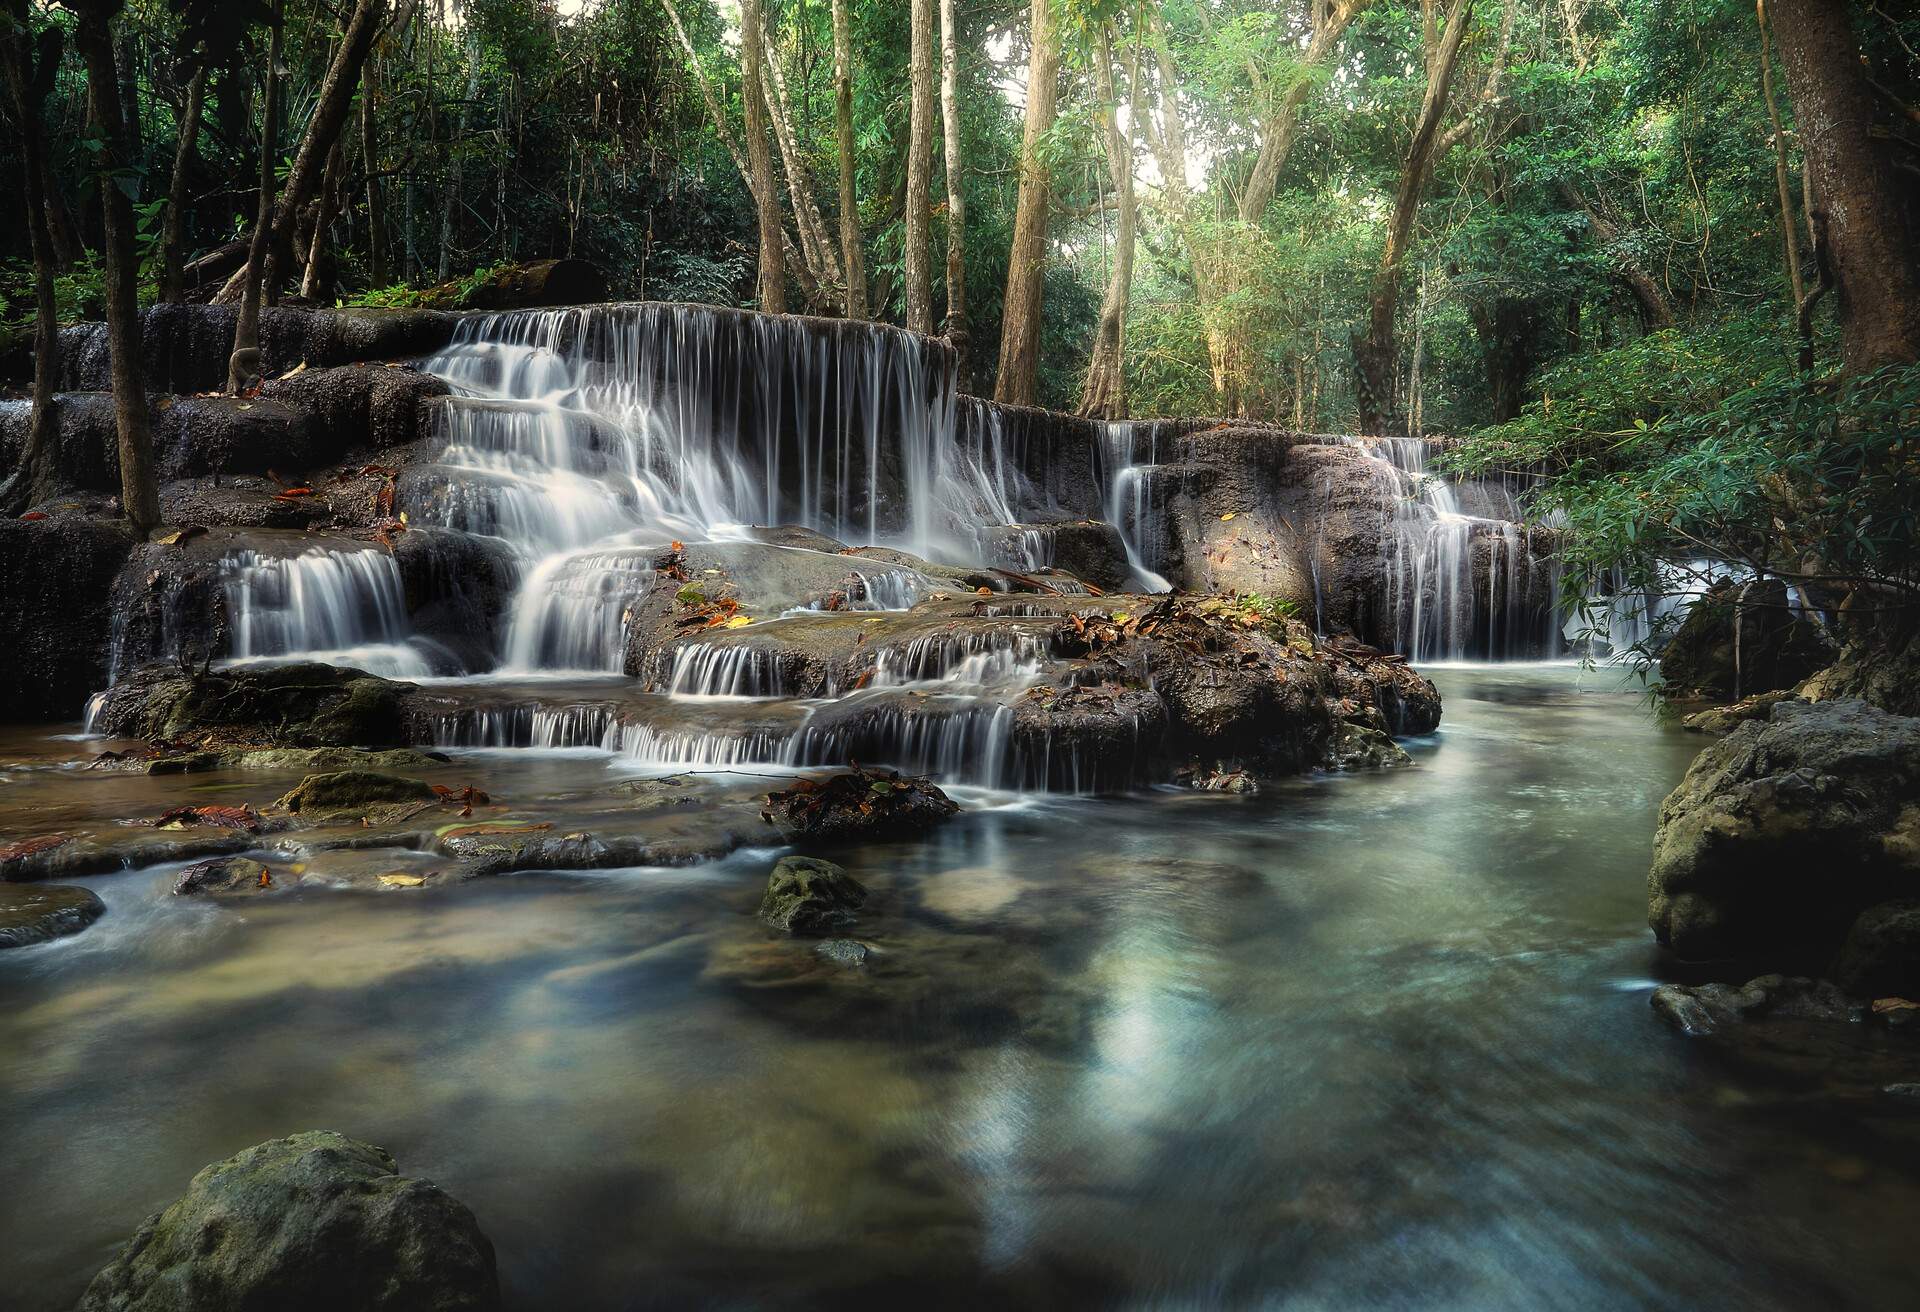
top-left (6, 665), bottom-right (1919, 1309)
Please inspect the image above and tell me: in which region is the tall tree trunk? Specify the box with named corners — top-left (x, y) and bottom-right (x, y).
top-left (904, 0), bottom-right (936, 333)
top-left (742, 0), bottom-right (786, 313)
top-left (73, 0), bottom-right (161, 534)
top-left (1352, 0), bottom-right (1476, 436)
top-left (937, 0), bottom-right (968, 381)
top-left (440, 22), bottom-right (478, 282)
top-left (0, 6), bottom-right (63, 512)
top-left (762, 18), bottom-right (842, 296)
top-left (300, 140), bottom-right (346, 302)
top-left (363, 58), bottom-right (389, 287)
top-left (159, 63), bottom-right (207, 304)
top-left (1755, 4), bottom-right (1804, 314)
top-left (993, 0), bottom-right (1060, 407)
top-left (1079, 22), bottom-right (1137, 420)
top-left (230, 0), bottom-right (284, 393)
top-left (832, 0), bottom-right (868, 319)
top-left (1766, 0), bottom-right (1920, 372)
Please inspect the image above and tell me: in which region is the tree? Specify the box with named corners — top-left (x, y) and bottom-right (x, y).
top-left (938, 0), bottom-right (969, 381)
top-left (0, 0), bottom-right (63, 513)
top-left (832, 0), bottom-right (869, 319)
top-left (67, 0), bottom-right (161, 533)
top-left (158, 61), bottom-right (207, 304)
top-left (994, 0), bottom-right (1061, 407)
top-left (1767, 0), bottom-right (1920, 372)
top-left (1079, 15), bottom-right (1138, 420)
top-left (742, 0), bottom-right (786, 314)
top-left (228, 0), bottom-right (283, 393)
top-left (904, 0), bottom-right (937, 334)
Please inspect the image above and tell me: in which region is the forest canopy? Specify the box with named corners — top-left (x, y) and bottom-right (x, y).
top-left (3, 0), bottom-right (1918, 640)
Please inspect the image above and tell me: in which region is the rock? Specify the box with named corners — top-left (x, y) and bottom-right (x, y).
top-left (275, 770), bottom-right (438, 814)
top-left (1833, 900), bottom-right (1920, 1000)
top-left (761, 770), bottom-right (960, 844)
top-left (815, 938), bottom-right (872, 967)
top-left (1798, 620), bottom-right (1920, 717)
top-left (92, 662), bottom-right (417, 750)
top-left (1882, 1083), bottom-right (1920, 1102)
top-left (1648, 697), bottom-right (1920, 968)
top-left (0, 882), bottom-right (106, 948)
top-left (55, 303), bottom-right (461, 394)
top-left (391, 527), bottom-right (520, 671)
top-left (76, 1130), bottom-right (500, 1312)
top-left (759, 856), bottom-right (868, 934)
top-left (1650, 975), bottom-right (1858, 1035)
top-left (149, 747), bottom-right (448, 775)
top-left (1681, 690), bottom-right (1796, 735)
top-left (455, 258), bottom-right (609, 310)
top-left (172, 857), bottom-right (274, 896)
top-left (0, 516), bottom-right (136, 721)
top-left (1324, 722), bottom-right (1414, 770)
top-left (1660, 577), bottom-right (1834, 702)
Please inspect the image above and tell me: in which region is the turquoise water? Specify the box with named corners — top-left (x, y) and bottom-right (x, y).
top-left (5, 665), bottom-right (1917, 1309)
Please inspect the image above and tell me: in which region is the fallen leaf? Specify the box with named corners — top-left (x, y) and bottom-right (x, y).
top-left (723, 615), bottom-right (754, 628)
top-left (1873, 997), bottom-right (1919, 1014)
top-left (378, 873), bottom-right (427, 888)
top-left (19, 511), bottom-right (48, 521)
top-left (1220, 512), bottom-right (1236, 521)
top-left (153, 525), bottom-right (209, 546)
top-left (437, 820), bottom-right (553, 839)
top-left (257, 867), bottom-right (272, 888)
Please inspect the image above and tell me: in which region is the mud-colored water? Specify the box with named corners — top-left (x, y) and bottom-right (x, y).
top-left (5, 666), bottom-right (1917, 1309)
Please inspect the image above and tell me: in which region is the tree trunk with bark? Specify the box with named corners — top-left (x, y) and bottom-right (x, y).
top-left (0, 5), bottom-right (63, 512)
top-left (229, 0), bottom-right (284, 393)
top-left (832, 0), bottom-right (868, 319)
top-left (159, 62), bottom-right (207, 303)
top-left (938, 0), bottom-right (969, 382)
top-left (742, 0), bottom-right (786, 313)
top-left (1766, 0), bottom-right (1920, 372)
top-left (264, 0), bottom-right (385, 297)
top-left (904, 0), bottom-right (936, 334)
top-left (299, 140), bottom-right (346, 302)
top-left (1079, 22), bottom-right (1138, 419)
top-left (363, 56), bottom-right (389, 288)
top-left (1352, 0), bottom-right (1477, 436)
top-left (72, 0), bottom-right (161, 534)
top-left (993, 0), bottom-right (1060, 407)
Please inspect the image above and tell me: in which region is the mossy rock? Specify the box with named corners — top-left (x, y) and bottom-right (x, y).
top-left (758, 856), bottom-right (868, 934)
top-left (276, 770), bottom-right (438, 814)
top-left (0, 882), bottom-right (106, 949)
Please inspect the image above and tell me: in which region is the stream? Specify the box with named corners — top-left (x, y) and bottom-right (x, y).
top-left (6, 662), bottom-right (1918, 1309)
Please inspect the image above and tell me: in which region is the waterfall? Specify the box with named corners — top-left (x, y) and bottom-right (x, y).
top-left (221, 549), bottom-right (444, 679)
top-left (1098, 421), bottom-right (1175, 593)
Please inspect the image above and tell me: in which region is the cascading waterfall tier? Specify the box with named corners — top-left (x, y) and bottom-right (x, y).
top-left (221, 548), bottom-right (447, 679)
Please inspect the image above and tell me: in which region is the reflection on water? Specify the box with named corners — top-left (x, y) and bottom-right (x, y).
top-left (3, 666), bottom-right (1917, 1308)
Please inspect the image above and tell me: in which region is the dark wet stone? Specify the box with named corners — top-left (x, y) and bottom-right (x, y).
top-left (92, 662), bottom-right (417, 751)
top-left (0, 516), bottom-right (136, 722)
top-left (1660, 577), bottom-right (1834, 702)
top-left (815, 938), bottom-right (872, 967)
top-left (1834, 900), bottom-right (1920, 1001)
top-left (77, 1130), bottom-right (500, 1312)
top-left (759, 856), bottom-right (867, 934)
top-left (275, 770), bottom-right (437, 814)
top-left (1650, 975), bottom-right (1858, 1036)
top-left (0, 882), bottom-right (106, 948)
top-left (1649, 697), bottom-right (1920, 967)
top-left (172, 857), bottom-right (274, 896)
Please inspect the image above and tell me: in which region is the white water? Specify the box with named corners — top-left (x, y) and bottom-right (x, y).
top-left (221, 549), bottom-right (443, 679)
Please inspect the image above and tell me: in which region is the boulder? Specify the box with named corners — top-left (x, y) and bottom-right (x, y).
top-left (1650, 975), bottom-right (1858, 1036)
top-left (274, 770), bottom-right (437, 814)
top-left (1681, 690), bottom-right (1796, 735)
top-left (1660, 577), bottom-right (1834, 702)
top-left (0, 882), bottom-right (106, 948)
top-left (0, 515), bottom-right (136, 721)
top-left (77, 1130), bottom-right (499, 1312)
top-left (391, 527), bottom-right (520, 671)
top-left (761, 770), bottom-right (961, 844)
top-left (759, 856), bottom-right (868, 934)
top-left (171, 857), bottom-right (274, 896)
top-left (1797, 618), bottom-right (1920, 717)
top-left (91, 662), bottom-right (417, 750)
top-left (1648, 697), bottom-right (1920, 968)
top-left (456, 258), bottom-right (609, 310)
top-left (1833, 900), bottom-right (1920, 1000)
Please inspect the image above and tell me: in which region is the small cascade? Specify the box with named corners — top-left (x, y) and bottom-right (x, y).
top-left (1325, 436), bottom-right (1560, 662)
top-left (221, 549), bottom-right (444, 678)
top-left (863, 631), bottom-right (1051, 690)
top-left (1098, 421), bottom-right (1175, 592)
top-left (662, 644), bottom-right (793, 699)
top-left (499, 548), bottom-right (657, 674)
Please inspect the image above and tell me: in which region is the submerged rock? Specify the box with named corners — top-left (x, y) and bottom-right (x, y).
top-left (1648, 698), bottom-right (1920, 968)
top-left (815, 937), bottom-right (873, 967)
top-left (1324, 722), bottom-right (1414, 771)
top-left (1650, 975), bottom-right (1858, 1036)
top-left (77, 1130), bottom-right (500, 1312)
top-left (0, 882), bottom-right (106, 948)
top-left (759, 856), bottom-right (868, 934)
